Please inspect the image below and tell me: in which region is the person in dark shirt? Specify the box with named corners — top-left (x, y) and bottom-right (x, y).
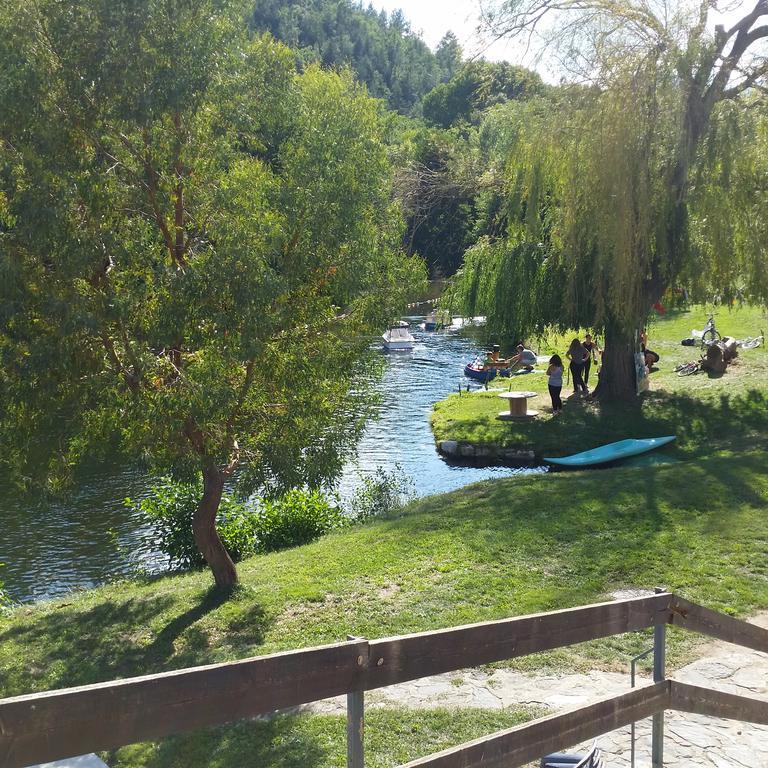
top-left (566, 338), bottom-right (589, 395)
top-left (582, 334), bottom-right (600, 388)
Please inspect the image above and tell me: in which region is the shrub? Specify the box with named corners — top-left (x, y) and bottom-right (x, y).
top-left (131, 482), bottom-right (345, 570)
top-left (345, 466), bottom-right (415, 522)
top-left (129, 480), bottom-right (258, 571)
top-left (255, 489), bottom-right (346, 553)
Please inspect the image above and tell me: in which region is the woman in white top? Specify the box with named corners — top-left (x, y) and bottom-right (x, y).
top-left (546, 354), bottom-right (564, 414)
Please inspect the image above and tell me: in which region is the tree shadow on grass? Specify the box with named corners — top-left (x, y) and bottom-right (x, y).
top-left (486, 387), bottom-right (768, 460)
top-left (0, 585), bottom-right (272, 696)
top-left (375, 443), bottom-right (768, 618)
top-left (110, 714), bottom-right (334, 768)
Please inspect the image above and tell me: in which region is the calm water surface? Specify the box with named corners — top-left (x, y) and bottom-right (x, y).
top-left (338, 317), bottom-right (545, 496)
top-left (1, 318), bottom-right (543, 603)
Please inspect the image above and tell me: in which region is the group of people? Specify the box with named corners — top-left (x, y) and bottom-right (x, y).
top-left (545, 335), bottom-right (600, 415)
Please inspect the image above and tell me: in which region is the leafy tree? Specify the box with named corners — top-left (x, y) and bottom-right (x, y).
top-left (396, 127), bottom-right (479, 277)
top-left (422, 60), bottom-right (545, 128)
top-left (458, 0), bottom-right (768, 398)
top-left (0, 0), bottom-right (424, 586)
top-left (435, 32), bottom-right (463, 81)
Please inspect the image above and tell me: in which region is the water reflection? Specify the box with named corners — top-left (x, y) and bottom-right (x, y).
top-left (0, 466), bottom-right (164, 603)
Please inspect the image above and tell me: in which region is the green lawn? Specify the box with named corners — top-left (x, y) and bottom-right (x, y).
top-left (431, 305), bottom-right (768, 458)
top-left (3, 305), bottom-right (767, 768)
top-left (3, 448), bottom-right (767, 702)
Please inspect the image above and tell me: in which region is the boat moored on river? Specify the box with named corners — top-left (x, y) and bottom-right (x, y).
top-left (383, 321), bottom-right (415, 351)
top-left (464, 345), bottom-right (512, 382)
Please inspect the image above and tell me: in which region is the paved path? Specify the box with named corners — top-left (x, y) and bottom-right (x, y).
top-left (309, 614), bottom-right (768, 767)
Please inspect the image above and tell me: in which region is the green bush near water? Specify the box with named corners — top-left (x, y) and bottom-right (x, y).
top-left (256, 489), bottom-right (348, 552)
top-left (345, 466), bottom-right (416, 522)
top-left (130, 482), bottom-right (260, 570)
top-left (131, 483), bottom-right (347, 570)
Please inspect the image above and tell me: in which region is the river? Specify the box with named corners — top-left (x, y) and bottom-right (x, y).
top-left (0, 315), bottom-right (543, 603)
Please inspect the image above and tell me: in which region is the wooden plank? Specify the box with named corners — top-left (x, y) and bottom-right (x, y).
top-left (0, 638), bottom-right (369, 768)
top-left (668, 596), bottom-right (768, 654)
top-left (670, 681), bottom-right (768, 726)
top-left (364, 594), bottom-right (672, 689)
top-left (398, 682), bottom-right (671, 768)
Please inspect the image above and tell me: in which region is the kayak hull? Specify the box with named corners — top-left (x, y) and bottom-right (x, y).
top-left (544, 436), bottom-right (676, 467)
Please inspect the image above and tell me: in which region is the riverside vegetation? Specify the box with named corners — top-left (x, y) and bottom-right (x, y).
top-left (2, 1), bottom-right (768, 766)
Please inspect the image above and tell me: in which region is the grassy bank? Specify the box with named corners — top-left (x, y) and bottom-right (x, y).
top-left (2, 450), bottom-right (767, 702)
top-left (431, 305), bottom-right (768, 458)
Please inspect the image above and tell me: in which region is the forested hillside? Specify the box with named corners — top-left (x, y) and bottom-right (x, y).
top-left (250, 0), bottom-right (459, 114)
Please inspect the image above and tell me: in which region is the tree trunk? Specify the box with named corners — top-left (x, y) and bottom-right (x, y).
top-left (193, 464), bottom-right (238, 588)
top-left (593, 323), bottom-right (639, 402)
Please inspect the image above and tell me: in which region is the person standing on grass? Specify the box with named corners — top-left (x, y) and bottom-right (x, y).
top-left (582, 334), bottom-right (600, 388)
top-left (566, 338), bottom-right (589, 395)
top-left (546, 354), bottom-right (564, 414)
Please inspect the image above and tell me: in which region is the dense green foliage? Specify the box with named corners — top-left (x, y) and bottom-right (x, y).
top-left (0, 0), bottom-right (424, 582)
top-left (422, 61), bottom-right (545, 128)
top-left (250, 0), bottom-right (457, 114)
top-left (450, 2), bottom-right (768, 397)
top-left (131, 481), bottom-right (261, 569)
top-left (136, 474), bottom-right (412, 569)
top-left (256, 488), bottom-right (346, 552)
top-left (689, 102), bottom-right (768, 302)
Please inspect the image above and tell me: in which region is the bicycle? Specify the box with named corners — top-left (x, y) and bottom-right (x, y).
top-left (675, 361), bottom-right (700, 376)
top-left (693, 314), bottom-right (721, 351)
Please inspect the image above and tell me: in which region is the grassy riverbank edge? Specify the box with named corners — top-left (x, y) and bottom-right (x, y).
top-left (3, 449), bottom-right (768, 701)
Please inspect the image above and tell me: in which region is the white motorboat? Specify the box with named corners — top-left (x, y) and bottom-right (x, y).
top-left (382, 321), bottom-right (415, 351)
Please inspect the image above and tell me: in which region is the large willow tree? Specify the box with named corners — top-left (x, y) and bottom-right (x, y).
top-left (457, 0), bottom-right (768, 399)
top-left (0, 0), bottom-right (423, 587)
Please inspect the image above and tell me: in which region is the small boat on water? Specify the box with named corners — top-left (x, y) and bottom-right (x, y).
top-left (421, 309), bottom-right (451, 331)
top-left (382, 321), bottom-right (415, 351)
top-left (464, 357), bottom-right (511, 383)
top-left (544, 436), bottom-right (676, 467)
top-left (464, 345), bottom-right (512, 382)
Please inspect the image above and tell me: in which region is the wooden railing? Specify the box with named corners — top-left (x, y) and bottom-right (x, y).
top-left (1, 591), bottom-right (766, 768)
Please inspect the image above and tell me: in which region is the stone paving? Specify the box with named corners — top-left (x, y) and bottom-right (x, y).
top-left (309, 613), bottom-right (768, 767)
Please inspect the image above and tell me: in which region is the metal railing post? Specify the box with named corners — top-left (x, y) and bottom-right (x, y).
top-left (652, 588), bottom-right (667, 768)
top-left (347, 635), bottom-right (365, 768)
top-left (629, 646), bottom-right (654, 768)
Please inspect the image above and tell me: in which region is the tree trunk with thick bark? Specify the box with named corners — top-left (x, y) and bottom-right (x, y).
top-left (593, 323), bottom-right (639, 401)
top-left (193, 464), bottom-right (238, 588)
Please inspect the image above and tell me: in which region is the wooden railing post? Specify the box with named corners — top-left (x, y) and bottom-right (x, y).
top-left (652, 587), bottom-right (667, 768)
top-left (347, 635), bottom-right (366, 768)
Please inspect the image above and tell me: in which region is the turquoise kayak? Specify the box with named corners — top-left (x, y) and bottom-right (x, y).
top-left (544, 436), bottom-right (676, 467)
